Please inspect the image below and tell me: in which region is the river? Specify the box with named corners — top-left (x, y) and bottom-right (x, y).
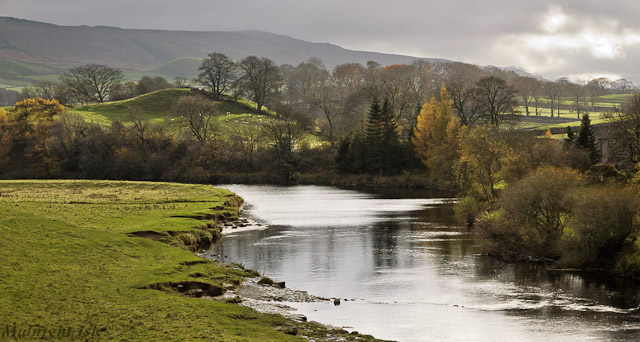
top-left (205, 184), bottom-right (640, 342)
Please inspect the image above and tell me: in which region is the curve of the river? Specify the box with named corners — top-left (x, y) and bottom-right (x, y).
top-left (206, 185), bottom-right (640, 342)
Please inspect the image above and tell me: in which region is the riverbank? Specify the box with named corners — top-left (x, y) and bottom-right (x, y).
top-left (213, 171), bottom-right (455, 193)
top-left (0, 180), bottom-right (385, 341)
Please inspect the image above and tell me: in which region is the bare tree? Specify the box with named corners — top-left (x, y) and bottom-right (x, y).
top-left (296, 58), bottom-right (329, 110)
top-left (530, 79), bottom-right (543, 116)
top-left (173, 95), bottom-right (220, 143)
top-left (473, 76), bottom-right (516, 126)
top-left (280, 64), bottom-right (299, 105)
top-left (311, 80), bottom-right (341, 147)
top-left (261, 117), bottom-right (300, 164)
top-left (586, 77), bottom-right (611, 111)
top-left (411, 60), bottom-right (437, 104)
top-left (21, 80), bottom-right (73, 105)
top-left (332, 63), bottom-right (366, 102)
top-left (379, 64), bottom-right (421, 138)
top-left (608, 93), bottom-right (640, 167)
top-left (612, 79), bottom-right (636, 94)
top-left (555, 78), bottom-right (572, 117)
top-left (197, 53), bottom-right (238, 99)
top-left (443, 62), bottom-right (482, 125)
top-left (567, 81), bottom-right (587, 119)
top-left (238, 56), bottom-right (283, 113)
top-left (510, 76), bottom-right (540, 116)
top-left (60, 64), bottom-right (123, 103)
top-left (231, 122), bottom-right (263, 165)
top-left (542, 81), bottom-right (561, 117)
top-left (363, 60), bottom-right (382, 98)
top-left (128, 111), bottom-right (151, 145)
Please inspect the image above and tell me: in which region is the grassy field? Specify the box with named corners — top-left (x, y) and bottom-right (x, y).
top-left (510, 94), bottom-right (631, 131)
top-left (510, 93), bottom-right (634, 131)
top-left (0, 180), bottom-right (376, 341)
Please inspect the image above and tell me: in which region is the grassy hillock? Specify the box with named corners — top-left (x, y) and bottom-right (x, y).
top-left (0, 180), bottom-right (375, 341)
top-left (69, 88), bottom-right (321, 144)
top-left (71, 88), bottom-right (272, 127)
top-left (71, 88), bottom-right (193, 124)
top-left (71, 88), bottom-right (272, 125)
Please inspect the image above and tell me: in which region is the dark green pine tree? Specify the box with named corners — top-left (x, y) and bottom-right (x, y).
top-left (577, 114), bottom-right (601, 164)
top-left (364, 97), bottom-right (401, 175)
top-left (380, 98), bottom-right (399, 146)
top-left (380, 98), bottom-right (401, 173)
top-left (365, 98), bottom-right (383, 143)
top-left (365, 98), bottom-right (385, 175)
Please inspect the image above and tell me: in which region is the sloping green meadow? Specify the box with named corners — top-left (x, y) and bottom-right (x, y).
top-left (0, 180), bottom-right (304, 341)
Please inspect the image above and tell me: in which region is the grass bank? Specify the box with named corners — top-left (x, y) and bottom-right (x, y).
top-left (0, 180), bottom-right (381, 341)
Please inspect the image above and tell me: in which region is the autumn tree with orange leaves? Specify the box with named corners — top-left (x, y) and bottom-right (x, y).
top-left (412, 86), bottom-right (460, 185)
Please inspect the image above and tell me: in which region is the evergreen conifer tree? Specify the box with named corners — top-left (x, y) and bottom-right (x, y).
top-left (364, 97), bottom-right (400, 175)
top-left (577, 114), bottom-right (601, 163)
top-left (365, 98), bottom-right (384, 174)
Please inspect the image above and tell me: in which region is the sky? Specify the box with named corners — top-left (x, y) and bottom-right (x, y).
top-left (2, 0), bottom-right (640, 83)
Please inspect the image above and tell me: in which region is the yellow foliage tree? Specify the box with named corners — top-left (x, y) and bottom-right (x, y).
top-left (456, 125), bottom-right (515, 205)
top-left (412, 85), bottom-right (460, 184)
top-left (12, 98), bottom-right (64, 122)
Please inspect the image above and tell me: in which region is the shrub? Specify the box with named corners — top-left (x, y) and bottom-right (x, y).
top-left (453, 196), bottom-right (485, 227)
top-left (476, 209), bottom-right (527, 259)
top-left (560, 184), bottom-right (639, 268)
top-left (615, 235), bottom-right (640, 278)
top-left (478, 166), bottom-right (583, 260)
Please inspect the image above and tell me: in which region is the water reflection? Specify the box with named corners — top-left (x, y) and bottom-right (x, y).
top-left (206, 185), bottom-right (640, 342)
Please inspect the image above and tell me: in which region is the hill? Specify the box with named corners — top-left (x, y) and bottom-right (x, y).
top-left (70, 88), bottom-right (321, 144)
top-left (0, 17), bottom-right (552, 91)
top-left (0, 17), bottom-right (448, 77)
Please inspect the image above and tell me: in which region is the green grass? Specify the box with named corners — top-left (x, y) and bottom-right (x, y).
top-left (0, 59), bottom-right (64, 79)
top-left (0, 180), bottom-right (379, 341)
top-left (535, 117), bottom-right (611, 130)
top-left (68, 88), bottom-right (321, 145)
top-left (73, 88), bottom-right (192, 124)
top-left (71, 88), bottom-right (276, 128)
top-left (0, 59), bottom-right (67, 90)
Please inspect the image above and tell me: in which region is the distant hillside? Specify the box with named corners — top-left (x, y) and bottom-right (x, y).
top-left (151, 58), bottom-right (204, 79)
top-left (0, 17), bottom-right (549, 90)
top-left (0, 17), bottom-right (448, 72)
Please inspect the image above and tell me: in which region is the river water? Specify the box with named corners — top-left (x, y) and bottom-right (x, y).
top-left (205, 185), bottom-right (640, 342)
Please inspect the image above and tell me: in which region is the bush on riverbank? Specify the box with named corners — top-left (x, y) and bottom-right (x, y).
top-left (478, 167), bottom-right (582, 260)
top-left (477, 167), bottom-right (640, 274)
top-left (560, 184), bottom-right (640, 269)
